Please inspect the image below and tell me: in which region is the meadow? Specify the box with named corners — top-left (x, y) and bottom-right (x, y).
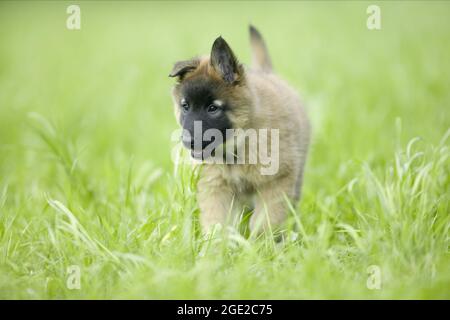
top-left (0, 1), bottom-right (448, 299)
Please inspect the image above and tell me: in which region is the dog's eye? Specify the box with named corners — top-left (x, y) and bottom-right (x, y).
top-left (181, 101), bottom-right (189, 112)
top-left (207, 104), bottom-right (219, 113)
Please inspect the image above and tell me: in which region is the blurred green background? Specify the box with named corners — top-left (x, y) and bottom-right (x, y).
top-left (0, 1), bottom-right (448, 299)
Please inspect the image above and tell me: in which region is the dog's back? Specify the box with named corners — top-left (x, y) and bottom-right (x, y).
top-left (246, 26), bottom-right (310, 200)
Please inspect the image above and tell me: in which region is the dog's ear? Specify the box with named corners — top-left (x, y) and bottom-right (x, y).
top-left (169, 58), bottom-right (200, 80)
top-left (210, 36), bottom-right (242, 84)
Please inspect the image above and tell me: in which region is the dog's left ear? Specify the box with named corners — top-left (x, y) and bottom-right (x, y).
top-left (210, 36), bottom-right (242, 84)
top-left (169, 58), bottom-right (200, 80)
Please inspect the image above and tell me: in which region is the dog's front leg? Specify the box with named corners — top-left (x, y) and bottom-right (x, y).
top-left (197, 167), bottom-right (234, 233)
top-left (250, 175), bottom-right (295, 234)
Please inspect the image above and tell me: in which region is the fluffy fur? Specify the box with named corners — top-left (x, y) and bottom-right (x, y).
top-left (170, 26), bottom-right (310, 234)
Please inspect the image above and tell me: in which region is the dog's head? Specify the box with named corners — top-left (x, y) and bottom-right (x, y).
top-left (170, 37), bottom-right (251, 160)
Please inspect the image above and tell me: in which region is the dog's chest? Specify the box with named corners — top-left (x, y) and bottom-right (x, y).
top-left (223, 164), bottom-right (260, 193)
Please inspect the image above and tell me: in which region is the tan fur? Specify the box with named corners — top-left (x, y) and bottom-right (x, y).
top-left (249, 25), bottom-right (272, 72)
top-left (171, 27), bottom-right (310, 234)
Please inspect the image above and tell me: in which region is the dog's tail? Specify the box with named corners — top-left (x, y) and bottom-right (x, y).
top-left (249, 25), bottom-right (272, 72)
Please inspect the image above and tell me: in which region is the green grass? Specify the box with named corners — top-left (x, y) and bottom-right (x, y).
top-left (0, 1), bottom-right (449, 299)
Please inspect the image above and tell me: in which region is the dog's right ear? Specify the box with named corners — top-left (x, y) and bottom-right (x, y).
top-left (169, 58), bottom-right (200, 80)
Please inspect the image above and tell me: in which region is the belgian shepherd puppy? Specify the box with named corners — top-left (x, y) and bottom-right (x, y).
top-left (170, 26), bottom-right (310, 234)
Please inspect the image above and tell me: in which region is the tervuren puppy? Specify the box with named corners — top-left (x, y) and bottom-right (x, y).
top-left (170, 26), bottom-right (310, 234)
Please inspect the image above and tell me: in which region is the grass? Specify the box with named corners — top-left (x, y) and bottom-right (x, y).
top-left (0, 1), bottom-right (449, 299)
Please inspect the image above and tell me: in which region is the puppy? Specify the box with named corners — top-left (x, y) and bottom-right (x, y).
top-left (170, 26), bottom-right (310, 234)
